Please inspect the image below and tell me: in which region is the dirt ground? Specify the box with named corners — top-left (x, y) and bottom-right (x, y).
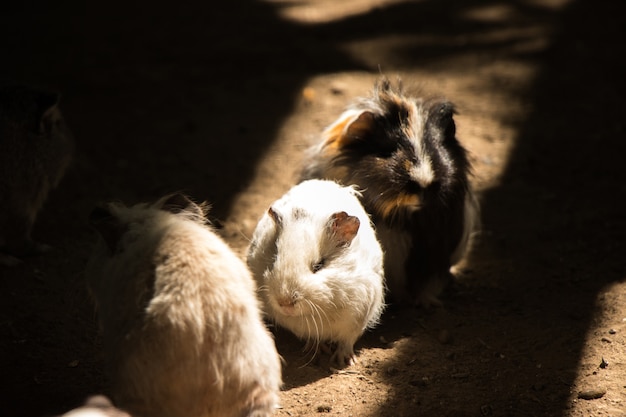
top-left (1, 0), bottom-right (625, 416)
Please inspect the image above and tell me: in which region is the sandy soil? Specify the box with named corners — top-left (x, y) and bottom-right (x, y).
top-left (1, 0), bottom-right (625, 416)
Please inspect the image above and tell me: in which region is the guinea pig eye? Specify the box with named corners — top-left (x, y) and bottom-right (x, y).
top-left (311, 259), bottom-right (326, 273)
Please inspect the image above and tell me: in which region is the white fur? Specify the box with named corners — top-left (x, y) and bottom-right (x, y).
top-left (87, 198), bottom-right (282, 417)
top-left (247, 180), bottom-right (385, 367)
top-left (408, 103), bottom-right (435, 186)
top-left (409, 162), bottom-right (435, 188)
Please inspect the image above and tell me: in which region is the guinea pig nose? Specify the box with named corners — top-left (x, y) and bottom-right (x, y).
top-left (277, 296), bottom-right (296, 308)
top-left (275, 294), bottom-right (300, 317)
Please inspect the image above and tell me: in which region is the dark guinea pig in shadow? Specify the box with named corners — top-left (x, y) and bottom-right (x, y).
top-left (0, 84), bottom-right (74, 266)
top-left (301, 78), bottom-right (480, 307)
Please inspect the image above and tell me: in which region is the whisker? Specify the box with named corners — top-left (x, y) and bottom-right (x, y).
top-left (314, 301), bottom-right (332, 329)
top-left (256, 284), bottom-right (270, 294)
top-left (308, 301), bottom-right (321, 351)
top-left (304, 314), bottom-right (312, 348)
top-left (310, 301), bottom-right (327, 342)
top-left (235, 227), bottom-right (252, 243)
top-left (299, 316), bottom-right (318, 368)
top-left (299, 300), bottom-right (322, 368)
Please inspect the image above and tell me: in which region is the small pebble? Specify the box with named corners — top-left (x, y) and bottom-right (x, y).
top-left (600, 358), bottom-right (609, 369)
top-left (480, 404), bottom-right (493, 416)
top-left (577, 388), bottom-right (606, 400)
top-left (409, 379), bottom-right (428, 388)
top-left (532, 383), bottom-right (546, 391)
top-left (316, 404), bottom-right (332, 413)
top-left (608, 328), bottom-right (617, 334)
top-left (386, 366), bottom-right (400, 376)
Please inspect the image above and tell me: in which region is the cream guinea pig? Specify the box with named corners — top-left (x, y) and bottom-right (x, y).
top-left (87, 193), bottom-right (282, 417)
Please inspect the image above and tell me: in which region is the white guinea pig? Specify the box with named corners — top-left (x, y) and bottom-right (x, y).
top-left (247, 179), bottom-right (385, 368)
top-left (86, 193), bottom-right (282, 417)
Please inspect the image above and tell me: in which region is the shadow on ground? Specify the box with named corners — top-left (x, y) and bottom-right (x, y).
top-left (371, 0), bottom-right (626, 416)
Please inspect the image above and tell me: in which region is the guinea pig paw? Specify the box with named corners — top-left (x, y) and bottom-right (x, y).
top-left (319, 341), bottom-right (334, 355)
top-left (247, 410), bottom-right (273, 417)
top-left (414, 272), bottom-right (454, 308)
top-left (415, 294), bottom-right (444, 309)
top-left (330, 343), bottom-right (357, 368)
top-left (245, 400), bottom-right (279, 417)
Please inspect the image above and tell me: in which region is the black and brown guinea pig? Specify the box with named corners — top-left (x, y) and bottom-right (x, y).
top-left (301, 78), bottom-right (480, 307)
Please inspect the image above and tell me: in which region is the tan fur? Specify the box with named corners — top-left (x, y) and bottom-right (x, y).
top-left (87, 196), bottom-right (282, 417)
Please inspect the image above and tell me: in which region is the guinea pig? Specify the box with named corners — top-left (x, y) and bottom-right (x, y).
top-left (301, 78), bottom-right (480, 307)
top-left (86, 193), bottom-right (282, 417)
top-left (247, 179), bottom-right (385, 368)
top-left (0, 84), bottom-right (74, 266)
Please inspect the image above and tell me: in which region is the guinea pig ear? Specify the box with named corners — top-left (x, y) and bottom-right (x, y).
top-left (323, 110), bottom-right (377, 149)
top-left (268, 206), bottom-right (283, 227)
top-left (159, 193), bottom-right (205, 218)
top-left (36, 91), bottom-right (61, 134)
top-left (328, 211), bottom-right (360, 247)
top-left (35, 91), bottom-right (60, 119)
top-left (431, 101), bottom-right (457, 140)
top-left (88, 205), bottom-right (125, 253)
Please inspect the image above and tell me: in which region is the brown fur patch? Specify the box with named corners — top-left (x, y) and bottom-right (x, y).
top-left (403, 159), bottom-right (413, 173)
top-left (292, 207), bottom-right (307, 220)
top-left (377, 192), bottom-right (420, 220)
top-left (322, 114), bottom-right (353, 151)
